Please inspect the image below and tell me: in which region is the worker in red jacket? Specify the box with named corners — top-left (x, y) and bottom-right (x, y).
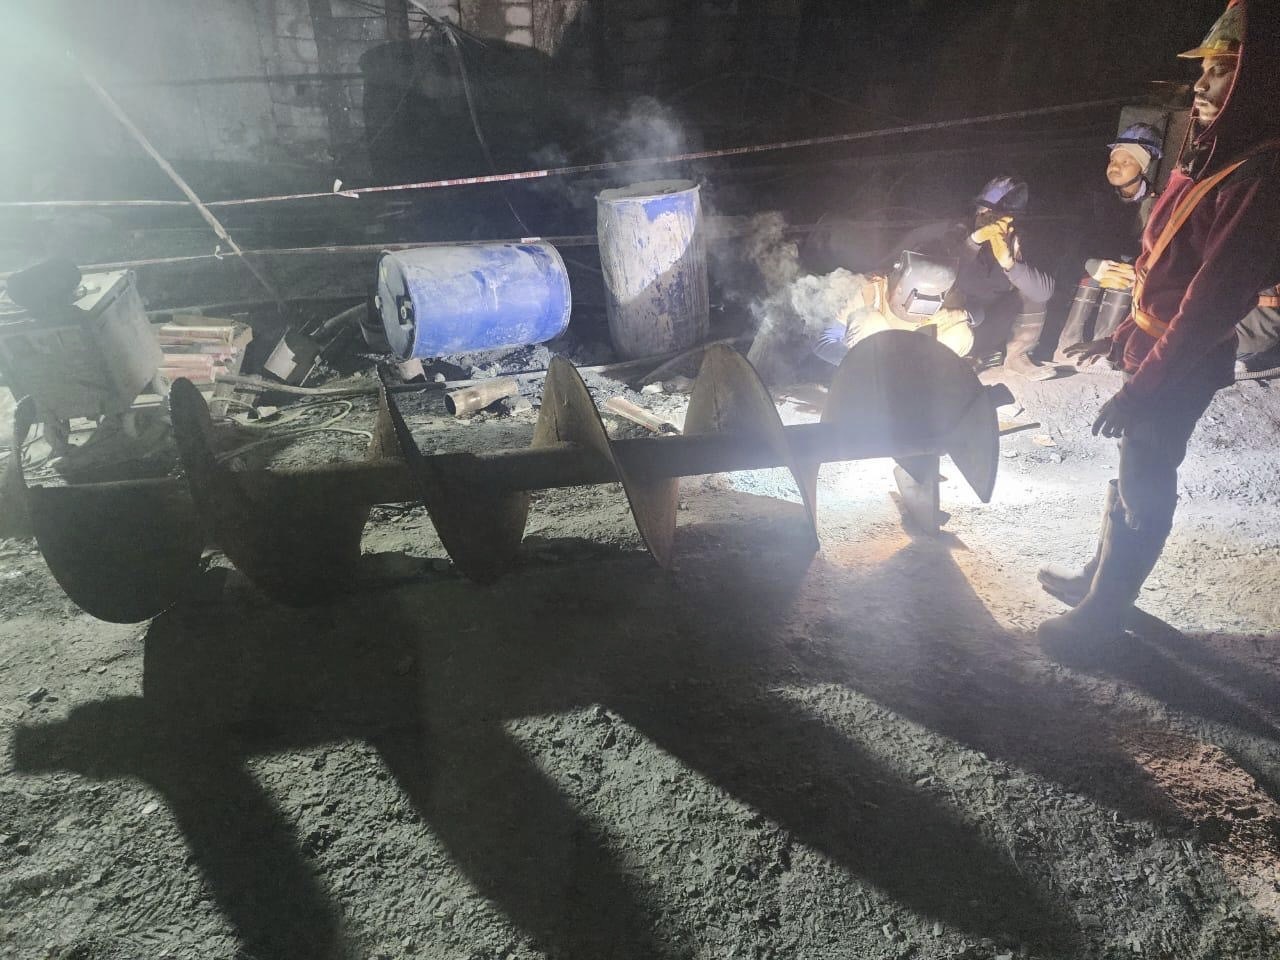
top-left (1038, 0), bottom-right (1280, 643)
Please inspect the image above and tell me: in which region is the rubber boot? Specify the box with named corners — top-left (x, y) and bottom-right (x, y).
top-left (1055, 279), bottom-right (1101, 362)
top-left (1036, 496), bottom-right (1169, 644)
top-left (1094, 287), bottom-right (1133, 341)
top-left (1037, 480), bottom-right (1117, 606)
top-left (1003, 311), bottom-right (1059, 380)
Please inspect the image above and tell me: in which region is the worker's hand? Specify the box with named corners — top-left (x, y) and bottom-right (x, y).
top-left (1090, 259), bottom-right (1136, 290)
top-left (970, 217), bottom-right (1015, 270)
top-left (1063, 337), bottom-right (1112, 366)
top-left (1092, 388), bottom-right (1142, 439)
top-left (969, 216), bottom-right (1011, 246)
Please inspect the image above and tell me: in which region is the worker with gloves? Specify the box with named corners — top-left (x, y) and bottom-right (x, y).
top-left (1055, 124), bottom-right (1165, 357)
top-left (1039, 0), bottom-right (1280, 644)
top-left (963, 178), bottom-right (1058, 379)
top-left (1064, 120), bottom-right (1280, 375)
top-left (884, 177), bottom-right (1057, 379)
top-left (812, 251), bottom-right (973, 365)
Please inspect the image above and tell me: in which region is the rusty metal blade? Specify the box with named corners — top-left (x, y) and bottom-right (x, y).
top-left (11, 397), bottom-right (201, 623)
top-left (377, 382), bottom-right (529, 584)
top-left (536, 356), bottom-right (678, 567)
top-left (827, 330), bottom-right (998, 502)
top-left (170, 378), bottom-right (369, 605)
top-left (686, 343), bottom-right (820, 550)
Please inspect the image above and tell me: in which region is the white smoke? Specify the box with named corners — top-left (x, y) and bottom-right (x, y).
top-left (727, 212), bottom-right (869, 383)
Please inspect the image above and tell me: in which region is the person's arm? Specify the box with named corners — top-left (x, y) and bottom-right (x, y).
top-left (1004, 258), bottom-right (1055, 304)
top-left (813, 327), bottom-right (850, 365)
top-left (1124, 170), bottom-right (1280, 402)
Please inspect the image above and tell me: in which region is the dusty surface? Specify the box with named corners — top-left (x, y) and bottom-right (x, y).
top-left (2, 361), bottom-right (1280, 960)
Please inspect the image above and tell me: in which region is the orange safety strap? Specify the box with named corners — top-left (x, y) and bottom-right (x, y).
top-left (1132, 139), bottom-right (1280, 339)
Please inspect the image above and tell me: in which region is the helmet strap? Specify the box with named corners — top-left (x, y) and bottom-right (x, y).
top-left (1115, 173), bottom-right (1149, 202)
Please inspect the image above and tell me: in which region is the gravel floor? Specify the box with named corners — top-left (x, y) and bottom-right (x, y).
top-left (1, 361), bottom-right (1279, 960)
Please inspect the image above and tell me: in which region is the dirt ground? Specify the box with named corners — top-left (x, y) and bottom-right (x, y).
top-left (2, 360), bottom-right (1280, 960)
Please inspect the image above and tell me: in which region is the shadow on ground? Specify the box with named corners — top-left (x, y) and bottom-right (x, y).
top-left (18, 490), bottom-right (1277, 957)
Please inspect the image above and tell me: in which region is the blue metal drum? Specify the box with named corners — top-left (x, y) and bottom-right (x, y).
top-left (597, 180), bottom-right (709, 360)
top-left (376, 241), bottom-right (572, 360)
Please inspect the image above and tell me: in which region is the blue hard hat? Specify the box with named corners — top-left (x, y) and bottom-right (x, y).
top-left (1108, 123), bottom-right (1164, 161)
top-left (973, 176), bottom-right (1029, 214)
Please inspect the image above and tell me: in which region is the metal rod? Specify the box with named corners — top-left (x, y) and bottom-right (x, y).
top-left (72, 57), bottom-right (286, 310)
top-left (233, 424), bottom-right (937, 505)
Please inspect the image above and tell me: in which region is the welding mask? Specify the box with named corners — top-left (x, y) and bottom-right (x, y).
top-left (886, 251), bottom-right (958, 323)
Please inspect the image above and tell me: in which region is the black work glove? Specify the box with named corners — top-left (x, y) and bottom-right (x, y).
top-left (1064, 338), bottom-right (1113, 367)
top-left (1092, 388), bottom-right (1143, 438)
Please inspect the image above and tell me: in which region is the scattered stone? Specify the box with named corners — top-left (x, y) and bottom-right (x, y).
top-left (14, 841), bottom-right (32, 855)
top-left (1001, 449), bottom-right (1019, 459)
top-left (509, 397), bottom-right (534, 414)
top-left (25, 687), bottom-right (48, 704)
top-left (664, 376), bottom-right (695, 393)
top-left (640, 383), bottom-right (663, 396)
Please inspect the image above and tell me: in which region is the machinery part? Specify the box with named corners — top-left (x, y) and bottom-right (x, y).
top-left (8, 397), bottom-right (202, 623)
top-left (893, 457), bottom-right (947, 533)
top-left (537, 356), bottom-right (679, 566)
top-left (381, 373), bottom-right (531, 584)
top-left (375, 242), bottom-right (571, 360)
top-left (0, 270), bottom-right (162, 422)
top-left (826, 330), bottom-right (999, 503)
top-left (825, 328), bottom-right (999, 531)
top-left (16, 331), bottom-right (1003, 622)
top-left (170, 378), bottom-right (377, 605)
top-left (598, 180), bottom-right (709, 360)
top-left (445, 378), bottom-right (519, 417)
top-left (687, 344), bottom-right (819, 551)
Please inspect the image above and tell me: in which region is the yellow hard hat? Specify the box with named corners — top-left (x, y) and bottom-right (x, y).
top-left (1178, 1), bottom-right (1243, 59)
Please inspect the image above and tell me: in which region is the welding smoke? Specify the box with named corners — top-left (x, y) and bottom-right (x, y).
top-left (726, 212), bottom-right (872, 384)
top-left (532, 96), bottom-right (695, 217)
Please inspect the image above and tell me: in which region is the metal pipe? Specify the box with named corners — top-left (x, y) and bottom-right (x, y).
top-left (233, 423), bottom-right (938, 504)
top-left (444, 378), bottom-right (519, 416)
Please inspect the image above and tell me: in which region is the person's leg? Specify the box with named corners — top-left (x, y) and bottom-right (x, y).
top-left (1235, 305), bottom-right (1280, 373)
top-left (1036, 479), bottom-right (1117, 605)
top-left (1038, 379), bottom-right (1217, 641)
top-left (1054, 276), bottom-right (1102, 362)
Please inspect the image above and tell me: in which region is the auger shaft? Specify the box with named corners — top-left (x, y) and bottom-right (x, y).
top-left (8, 333), bottom-right (1002, 623)
top-left (219, 423), bottom-right (946, 507)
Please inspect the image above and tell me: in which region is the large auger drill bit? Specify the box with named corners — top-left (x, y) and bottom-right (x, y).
top-left (5, 331), bottom-right (1003, 624)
